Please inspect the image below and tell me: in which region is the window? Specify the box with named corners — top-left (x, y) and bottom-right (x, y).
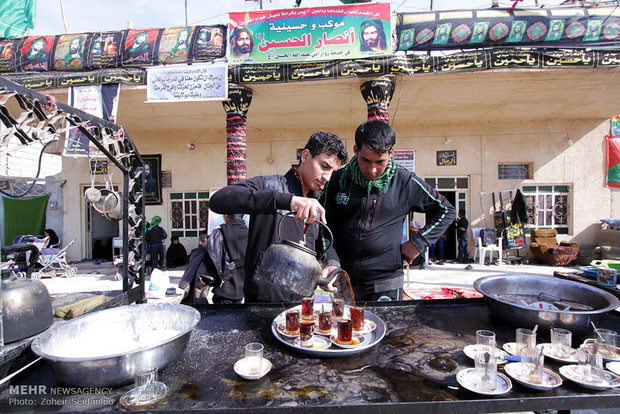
top-left (170, 192), bottom-right (210, 238)
top-left (498, 163), bottom-right (533, 179)
top-left (424, 176), bottom-right (469, 189)
top-left (522, 185), bottom-right (570, 234)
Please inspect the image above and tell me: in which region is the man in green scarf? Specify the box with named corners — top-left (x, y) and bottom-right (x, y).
top-left (324, 120), bottom-right (456, 301)
top-left (146, 215), bottom-right (167, 271)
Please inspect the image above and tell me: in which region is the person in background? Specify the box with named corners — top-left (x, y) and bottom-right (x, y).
top-left (179, 234), bottom-right (213, 304)
top-left (324, 120), bottom-right (455, 301)
top-left (456, 209), bottom-right (470, 264)
top-left (146, 216), bottom-right (167, 270)
top-left (207, 214), bottom-right (249, 304)
top-left (209, 131), bottom-right (348, 303)
top-left (43, 228), bottom-right (59, 246)
top-left (166, 236), bottom-right (188, 268)
top-left (409, 220), bottom-right (427, 269)
top-left (430, 231), bottom-right (447, 265)
top-left (40, 228), bottom-right (61, 256)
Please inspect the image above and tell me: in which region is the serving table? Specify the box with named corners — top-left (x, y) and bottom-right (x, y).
top-left (1, 299), bottom-right (619, 413)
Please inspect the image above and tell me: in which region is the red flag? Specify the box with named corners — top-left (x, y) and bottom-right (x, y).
top-left (606, 135), bottom-right (620, 188)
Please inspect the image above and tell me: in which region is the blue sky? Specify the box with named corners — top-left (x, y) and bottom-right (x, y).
top-left (35, 0), bottom-right (566, 35)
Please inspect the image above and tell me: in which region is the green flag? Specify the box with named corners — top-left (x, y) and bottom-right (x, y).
top-left (0, 0), bottom-right (35, 38)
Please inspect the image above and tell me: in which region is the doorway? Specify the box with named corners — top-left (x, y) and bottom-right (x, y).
top-left (82, 184), bottom-right (119, 260)
top-left (437, 191), bottom-right (457, 261)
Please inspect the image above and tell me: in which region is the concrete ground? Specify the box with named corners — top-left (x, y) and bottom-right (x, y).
top-left (38, 258), bottom-right (578, 296)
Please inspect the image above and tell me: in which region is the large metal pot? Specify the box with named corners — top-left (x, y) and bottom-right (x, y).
top-left (31, 303), bottom-right (200, 387)
top-left (2, 276), bottom-right (53, 343)
top-left (474, 274), bottom-right (619, 335)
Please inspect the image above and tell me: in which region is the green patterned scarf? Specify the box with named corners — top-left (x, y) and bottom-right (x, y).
top-left (339, 155), bottom-right (396, 196)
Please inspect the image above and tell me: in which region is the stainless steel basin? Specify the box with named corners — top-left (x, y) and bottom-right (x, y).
top-left (473, 274), bottom-right (619, 335)
top-left (31, 303), bottom-right (200, 387)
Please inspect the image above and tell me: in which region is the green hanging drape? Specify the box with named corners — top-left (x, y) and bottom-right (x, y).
top-left (2, 194), bottom-right (49, 245)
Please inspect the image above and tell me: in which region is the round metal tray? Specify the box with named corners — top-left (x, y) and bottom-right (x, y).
top-left (271, 304), bottom-right (386, 357)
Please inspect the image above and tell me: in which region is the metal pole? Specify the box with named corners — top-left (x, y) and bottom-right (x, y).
top-left (59, 0), bottom-right (69, 33)
top-left (185, 0), bottom-right (188, 26)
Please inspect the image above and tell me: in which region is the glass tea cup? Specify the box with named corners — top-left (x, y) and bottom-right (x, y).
top-left (300, 320), bottom-right (315, 347)
top-left (332, 298), bottom-right (345, 320)
top-left (301, 297), bottom-right (314, 321)
top-left (516, 328), bottom-right (537, 356)
top-left (134, 366), bottom-right (158, 403)
top-left (474, 351), bottom-right (497, 392)
top-left (350, 307), bottom-right (365, 331)
top-left (577, 347), bottom-right (604, 383)
top-left (550, 328), bottom-right (572, 358)
top-left (337, 319), bottom-right (353, 344)
top-left (595, 328), bottom-right (617, 358)
top-left (521, 346), bottom-right (544, 384)
top-left (285, 309), bottom-right (300, 333)
top-left (318, 308), bottom-right (333, 333)
top-left (245, 342), bottom-right (264, 374)
top-left (476, 330), bottom-right (496, 354)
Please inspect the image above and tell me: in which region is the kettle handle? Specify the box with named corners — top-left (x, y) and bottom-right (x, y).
top-left (278, 211), bottom-right (333, 258)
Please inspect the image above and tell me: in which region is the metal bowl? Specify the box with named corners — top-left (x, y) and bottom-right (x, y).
top-left (473, 275), bottom-right (619, 335)
top-left (31, 303), bottom-right (200, 387)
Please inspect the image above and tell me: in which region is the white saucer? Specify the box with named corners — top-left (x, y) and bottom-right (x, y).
top-left (559, 364), bottom-right (620, 390)
top-left (463, 344), bottom-right (509, 365)
top-left (330, 332), bottom-right (366, 348)
top-left (234, 358), bottom-right (273, 380)
top-left (503, 362), bottom-right (562, 391)
top-left (456, 368), bottom-right (512, 395)
top-left (353, 319), bottom-right (377, 334)
top-left (293, 335), bottom-right (331, 350)
top-left (538, 343), bottom-right (578, 363)
top-left (606, 361), bottom-right (620, 376)
top-left (119, 381), bottom-right (169, 409)
top-left (276, 323), bottom-right (299, 338)
top-left (503, 342), bottom-right (518, 356)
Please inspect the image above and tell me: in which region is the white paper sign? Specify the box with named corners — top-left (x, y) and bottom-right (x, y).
top-left (146, 63), bottom-right (228, 102)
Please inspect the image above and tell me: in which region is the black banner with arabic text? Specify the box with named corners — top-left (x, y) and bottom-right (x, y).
top-left (5, 48), bottom-right (620, 90)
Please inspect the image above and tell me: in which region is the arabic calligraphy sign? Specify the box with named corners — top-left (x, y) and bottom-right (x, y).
top-left (398, 6), bottom-right (620, 51)
top-left (228, 2), bottom-right (391, 65)
top-left (393, 150), bottom-right (415, 172)
top-left (436, 150), bottom-right (456, 166)
top-left (146, 63), bottom-right (228, 102)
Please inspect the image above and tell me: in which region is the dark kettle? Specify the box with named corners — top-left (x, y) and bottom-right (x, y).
top-left (255, 212), bottom-right (341, 302)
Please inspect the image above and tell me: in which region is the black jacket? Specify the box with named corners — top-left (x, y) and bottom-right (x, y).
top-left (324, 165), bottom-right (455, 295)
top-left (457, 217), bottom-right (469, 240)
top-left (146, 225), bottom-right (167, 246)
top-left (209, 168), bottom-right (337, 303)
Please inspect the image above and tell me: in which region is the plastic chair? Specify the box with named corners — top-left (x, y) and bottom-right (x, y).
top-left (472, 227), bottom-right (503, 265)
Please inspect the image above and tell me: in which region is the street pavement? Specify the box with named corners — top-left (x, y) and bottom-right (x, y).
top-left (38, 258), bottom-right (577, 297)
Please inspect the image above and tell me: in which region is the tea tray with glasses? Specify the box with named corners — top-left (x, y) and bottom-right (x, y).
top-left (271, 304), bottom-right (386, 357)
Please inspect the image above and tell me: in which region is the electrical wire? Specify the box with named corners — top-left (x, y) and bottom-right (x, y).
top-left (0, 140), bottom-right (57, 198)
top-left (391, 75), bottom-right (404, 126)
